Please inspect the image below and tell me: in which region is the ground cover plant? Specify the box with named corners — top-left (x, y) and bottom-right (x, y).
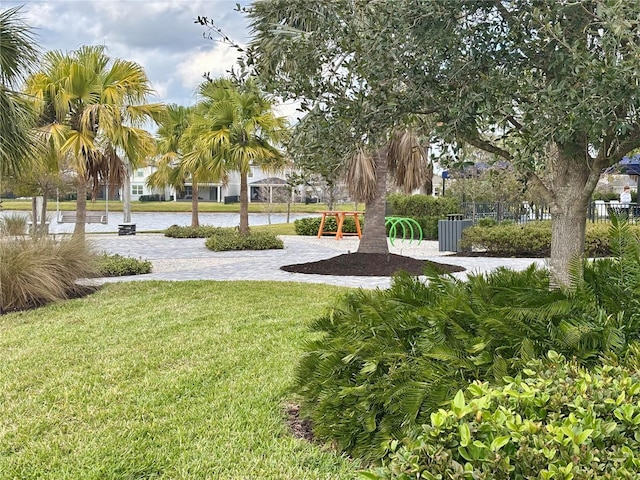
top-left (95, 253), bottom-right (152, 277)
top-left (368, 350), bottom-right (640, 479)
top-left (164, 224), bottom-right (225, 238)
top-left (0, 236), bottom-right (96, 313)
top-left (295, 219), bottom-right (640, 461)
top-left (0, 281), bottom-right (359, 479)
top-left (205, 228), bottom-right (284, 251)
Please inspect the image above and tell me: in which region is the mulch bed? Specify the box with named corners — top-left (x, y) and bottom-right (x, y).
top-left (281, 252), bottom-right (465, 277)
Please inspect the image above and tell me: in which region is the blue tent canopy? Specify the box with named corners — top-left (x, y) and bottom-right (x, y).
top-left (617, 154), bottom-right (640, 176)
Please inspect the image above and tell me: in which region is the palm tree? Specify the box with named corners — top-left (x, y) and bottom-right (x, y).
top-left (147, 104), bottom-right (219, 228)
top-left (0, 6), bottom-right (38, 179)
top-left (25, 45), bottom-right (164, 239)
top-left (184, 78), bottom-right (288, 234)
top-left (347, 128), bottom-right (431, 254)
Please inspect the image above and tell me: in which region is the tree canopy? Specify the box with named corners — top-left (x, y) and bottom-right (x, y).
top-left (248, 0), bottom-right (640, 285)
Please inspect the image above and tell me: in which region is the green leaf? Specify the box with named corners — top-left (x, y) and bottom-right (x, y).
top-left (459, 422), bottom-right (471, 447)
top-left (490, 435), bottom-right (510, 451)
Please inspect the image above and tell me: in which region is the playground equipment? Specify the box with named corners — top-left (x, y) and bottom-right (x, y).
top-left (385, 216), bottom-right (423, 246)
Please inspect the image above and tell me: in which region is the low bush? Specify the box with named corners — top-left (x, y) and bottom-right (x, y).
top-left (164, 224), bottom-right (224, 238)
top-left (296, 220), bottom-right (640, 460)
top-left (1, 236), bottom-right (97, 313)
top-left (369, 351), bottom-right (640, 479)
top-left (205, 229), bottom-right (284, 251)
top-left (95, 254), bottom-right (152, 277)
top-left (387, 193), bottom-right (461, 218)
top-left (294, 216), bottom-right (363, 236)
top-left (386, 195), bottom-right (462, 241)
top-left (460, 220), bottom-right (640, 256)
top-left (0, 213), bottom-right (28, 236)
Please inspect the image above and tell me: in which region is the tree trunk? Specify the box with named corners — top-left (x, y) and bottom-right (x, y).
top-left (546, 146), bottom-right (600, 288)
top-left (31, 197), bottom-right (37, 238)
top-left (191, 183), bottom-right (200, 228)
top-left (40, 192), bottom-right (48, 236)
top-left (73, 176), bottom-right (87, 240)
top-left (550, 204), bottom-right (588, 288)
top-left (357, 150), bottom-right (389, 254)
top-left (239, 172), bottom-right (249, 234)
top-left (122, 162), bottom-right (132, 223)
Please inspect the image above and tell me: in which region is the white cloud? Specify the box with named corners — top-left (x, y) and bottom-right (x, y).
top-left (176, 43), bottom-right (242, 91)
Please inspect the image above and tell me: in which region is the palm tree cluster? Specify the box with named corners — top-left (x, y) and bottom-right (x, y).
top-left (25, 45), bottom-right (165, 238)
top-left (148, 78), bottom-right (288, 232)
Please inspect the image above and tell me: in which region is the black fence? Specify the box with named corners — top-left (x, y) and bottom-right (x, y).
top-left (461, 202), bottom-right (640, 225)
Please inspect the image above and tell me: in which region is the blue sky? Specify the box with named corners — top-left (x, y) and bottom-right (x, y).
top-left (5, 1), bottom-right (276, 109)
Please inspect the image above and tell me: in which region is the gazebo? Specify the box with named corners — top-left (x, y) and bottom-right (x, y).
top-left (249, 177), bottom-right (289, 203)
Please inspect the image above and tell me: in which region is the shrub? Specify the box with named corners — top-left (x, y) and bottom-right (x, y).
top-left (460, 221), bottom-right (640, 257)
top-left (205, 229), bottom-right (284, 251)
top-left (386, 195), bottom-right (462, 240)
top-left (387, 193), bottom-right (461, 218)
top-left (0, 213), bottom-right (28, 236)
top-left (369, 351), bottom-right (640, 479)
top-left (295, 220), bottom-right (640, 460)
top-left (1, 236), bottom-right (97, 313)
top-left (294, 216), bottom-right (363, 236)
top-left (95, 254), bottom-right (152, 277)
top-left (164, 224), bottom-right (224, 238)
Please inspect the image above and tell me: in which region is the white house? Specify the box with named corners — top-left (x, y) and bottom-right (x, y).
top-left (127, 164), bottom-right (299, 204)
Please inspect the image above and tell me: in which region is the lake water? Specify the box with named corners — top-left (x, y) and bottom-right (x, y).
top-left (0, 210), bottom-right (316, 234)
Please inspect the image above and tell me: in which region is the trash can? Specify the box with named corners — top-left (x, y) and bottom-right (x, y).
top-left (118, 223), bottom-right (136, 236)
top-left (438, 217), bottom-right (473, 252)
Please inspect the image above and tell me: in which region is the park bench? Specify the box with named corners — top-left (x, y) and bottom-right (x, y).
top-left (57, 211), bottom-right (107, 224)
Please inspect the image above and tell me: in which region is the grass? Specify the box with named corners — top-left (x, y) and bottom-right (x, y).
top-left (1, 199), bottom-right (362, 214)
top-left (0, 281), bottom-right (360, 479)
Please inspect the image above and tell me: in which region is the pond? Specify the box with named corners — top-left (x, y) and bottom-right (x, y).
top-left (0, 210), bottom-right (316, 234)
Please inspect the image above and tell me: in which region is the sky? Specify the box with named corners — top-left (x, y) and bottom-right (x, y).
top-left (5, 0), bottom-right (299, 118)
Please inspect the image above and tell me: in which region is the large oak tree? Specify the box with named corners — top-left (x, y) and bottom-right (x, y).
top-left (247, 0), bottom-right (640, 286)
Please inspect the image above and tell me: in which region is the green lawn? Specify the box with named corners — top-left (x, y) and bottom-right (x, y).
top-left (0, 281), bottom-right (361, 479)
top-left (1, 199), bottom-right (361, 214)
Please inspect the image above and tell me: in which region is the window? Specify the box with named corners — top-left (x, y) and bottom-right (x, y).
top-left (132, 184), bottom-right (143, 195)
top-left (135, 169), bottom-right (144, 177)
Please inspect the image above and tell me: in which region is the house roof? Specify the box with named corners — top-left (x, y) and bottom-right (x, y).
top-left (249, 177), bottom-right (287, 186)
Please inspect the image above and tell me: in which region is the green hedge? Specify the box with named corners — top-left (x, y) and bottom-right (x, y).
top-left (387, 194), bottom-right (461, 240)
top-left (294, 216), bottom-right (363, 236)
top-left (164, 224), bottom-right (225, 238)
top-left (205, 229), bottom-right (284, 251)
top-left (95, 254), bottom-right (152, 277)
top-left (387, 193), bottom-right (461, 217)
top-left (460, 221), bottom-right (640, 257)
top-left (370, 351), bottom-right (640, 479)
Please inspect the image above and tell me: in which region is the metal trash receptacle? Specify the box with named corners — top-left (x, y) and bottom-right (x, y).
top-left (118, 223), bottom-right (136, 236)
top-left (438, 218), bottom-right (473, 252)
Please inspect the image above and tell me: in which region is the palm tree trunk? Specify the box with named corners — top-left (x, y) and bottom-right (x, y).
top-left (191, 183), bottom-right (200, 228)
top-left (357, 150), bottom-right (389, 254)
top-left (239, 172), bottom-right (249, 234)
top-left (122, 161), bottom-right (132, 223)
top-left (73, 176), bottom-right (87, 240)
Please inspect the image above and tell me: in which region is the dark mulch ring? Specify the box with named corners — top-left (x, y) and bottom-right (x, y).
top-left (281, 253), bottom-right (465, 277)
top-left (0, 285), bottom-right (101, 315)
top-left (284, 403), bottom-right (315, 442)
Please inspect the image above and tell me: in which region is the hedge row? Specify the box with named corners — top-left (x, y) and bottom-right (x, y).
top-left (294, 216), bottom-right (363, 236)
top-left (459, 221), bottom-right (640, 257)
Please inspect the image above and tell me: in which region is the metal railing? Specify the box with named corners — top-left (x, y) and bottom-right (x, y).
top-left (461, 202), bottom-right (640, 225)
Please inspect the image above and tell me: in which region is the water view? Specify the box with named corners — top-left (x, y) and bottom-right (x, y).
top-left (0, 211), bottom-right (315, 234)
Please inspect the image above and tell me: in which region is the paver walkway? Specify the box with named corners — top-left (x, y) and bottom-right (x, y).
top-left (88, 234), bottom-right (546, 290)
